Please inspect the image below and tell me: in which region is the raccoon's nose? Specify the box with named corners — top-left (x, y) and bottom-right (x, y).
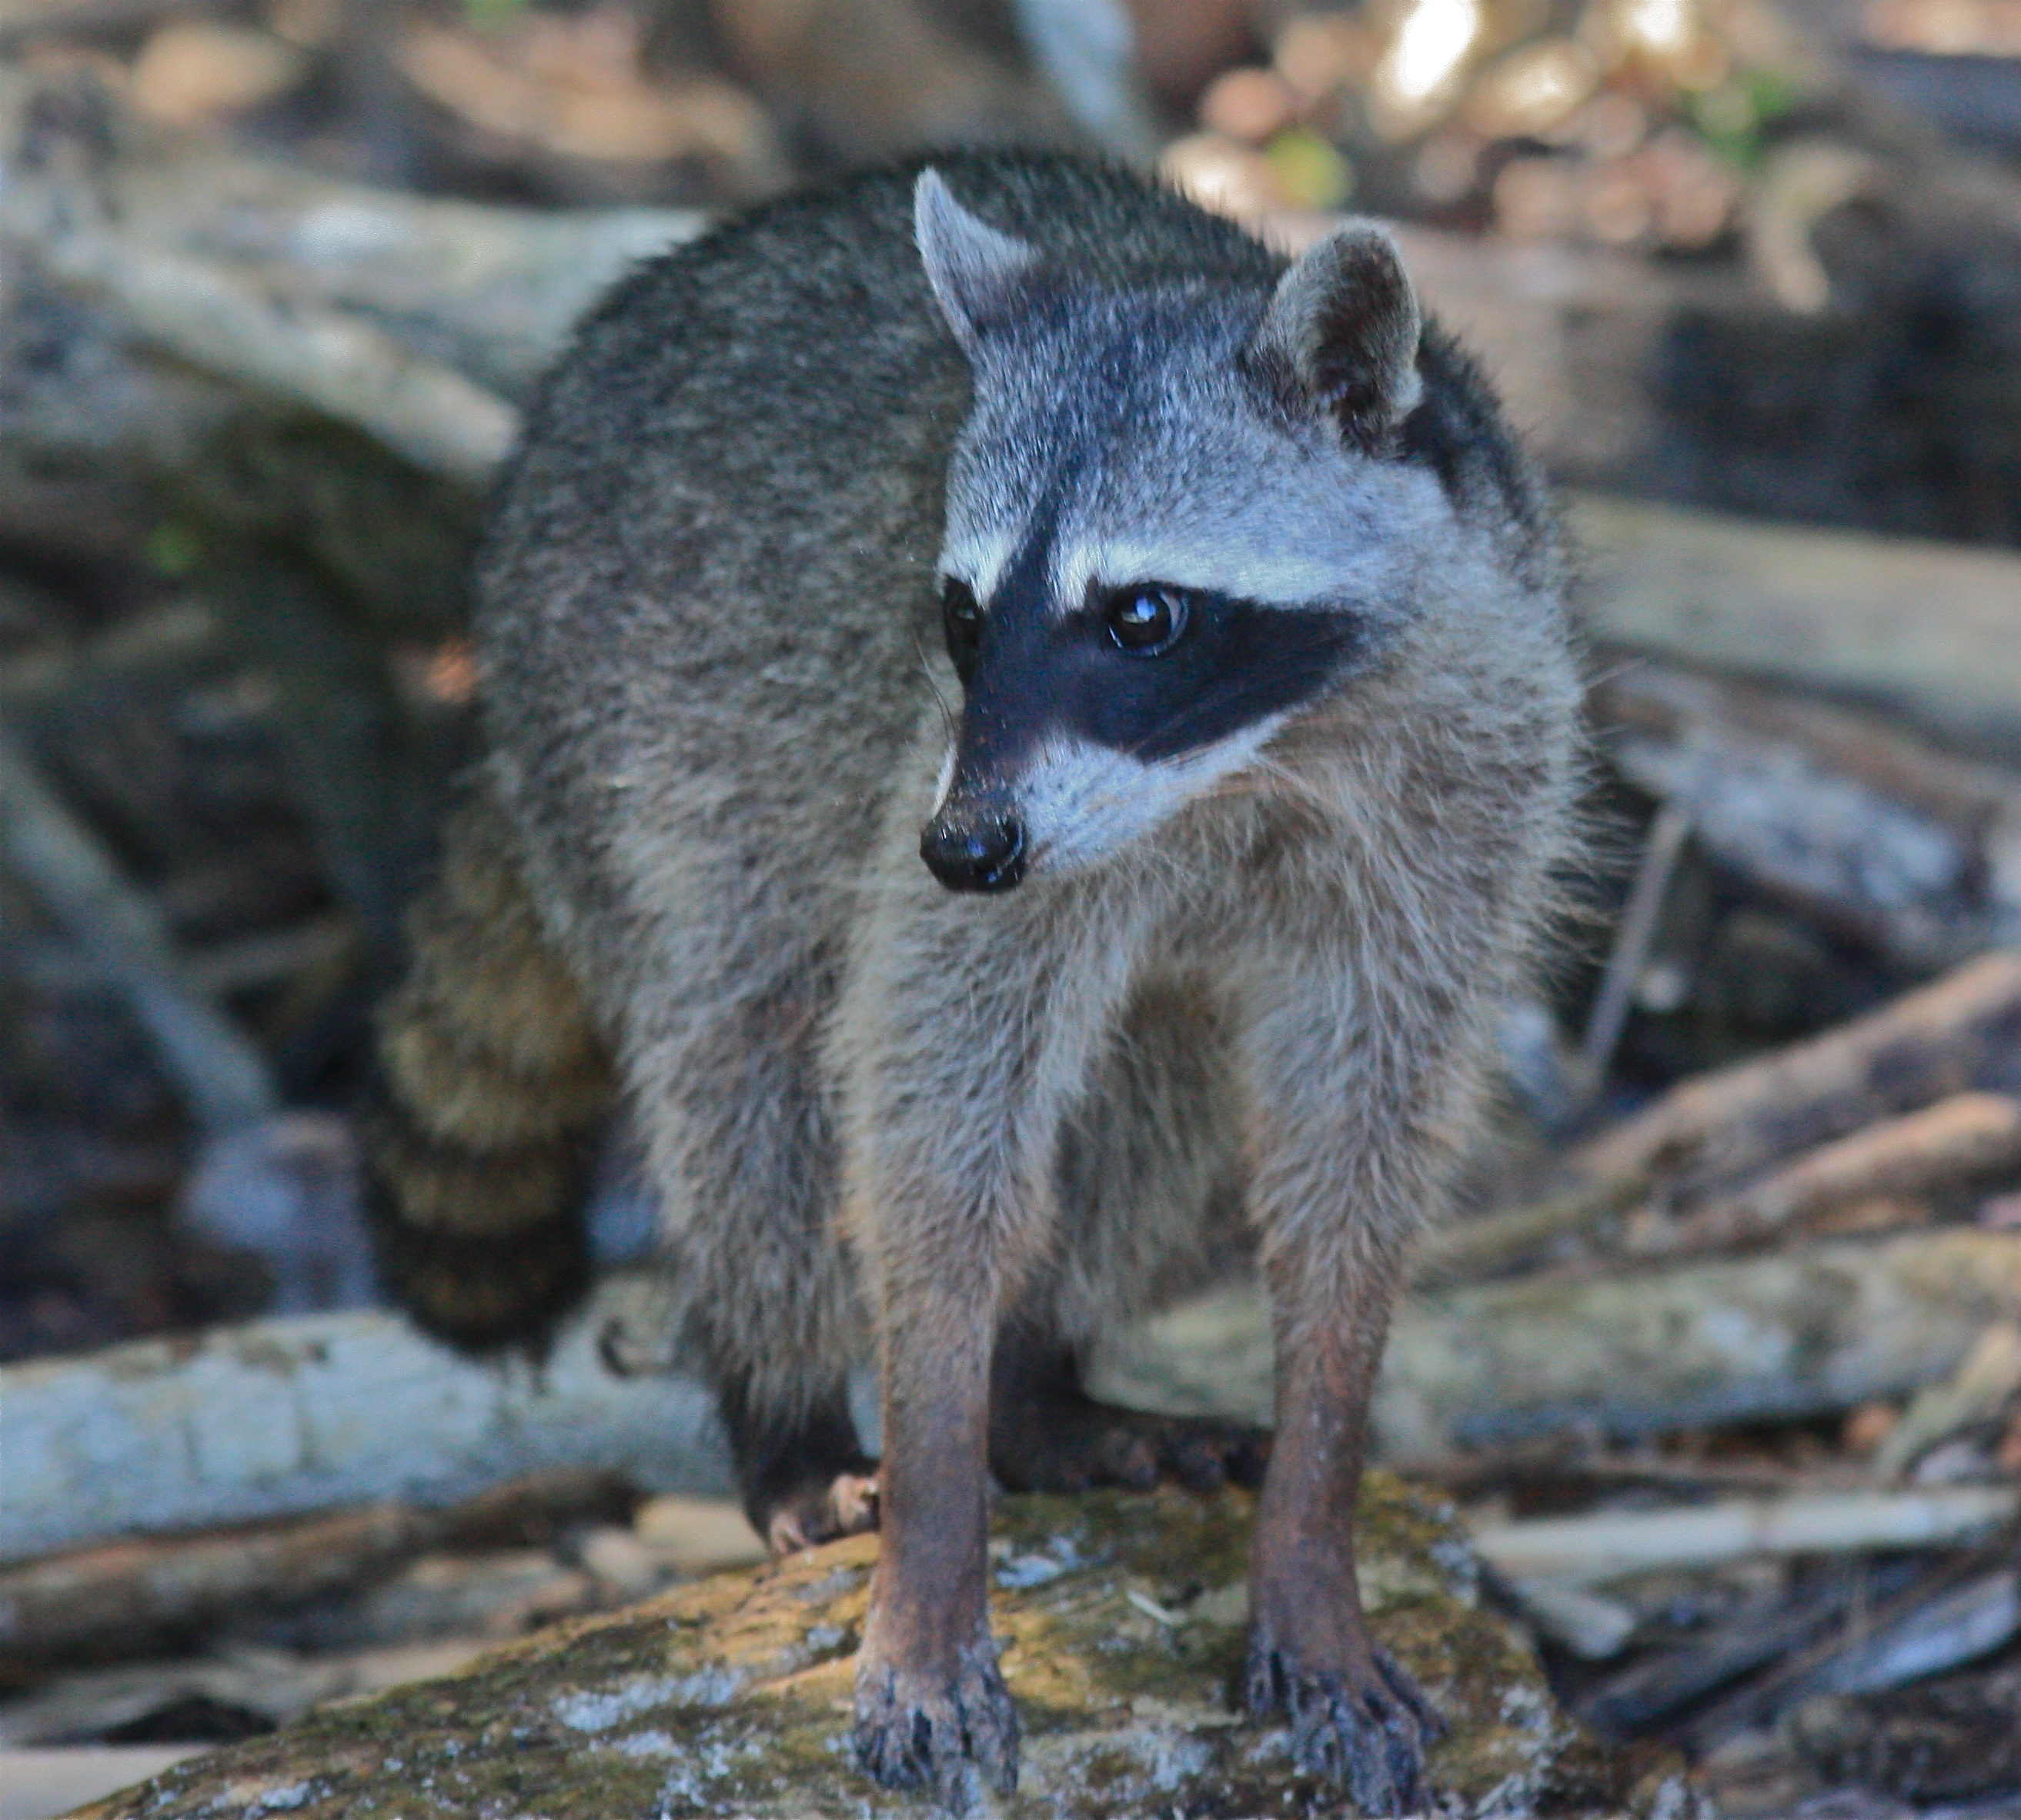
top-left (920, 812), bottom-right (1027, 893)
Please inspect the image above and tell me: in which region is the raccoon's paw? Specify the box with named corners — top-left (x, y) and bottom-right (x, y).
top-left (1244, 1639), bottom-right (1442, 1817)
top-left (991, 1391), bottom-right (1268, 1496)
top-left (850, 1631), bottom-right (1019, 1812)
top-left (761, 1467), bottom-right (880, 1555)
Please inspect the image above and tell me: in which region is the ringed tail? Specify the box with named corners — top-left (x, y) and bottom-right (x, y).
top-left (361, 786), bottom-right (613, 1351)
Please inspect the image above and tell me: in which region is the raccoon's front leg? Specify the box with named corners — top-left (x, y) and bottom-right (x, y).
top-left (1245, 1237), bottom-right (1442, 1812)
top-left (1238, 967), bottom-right (1456, 1815)
top-left (850, 1271), bottom-right (1017, 1809)
top-left (843, 1118), bottom-right (1036, 1811)
top-left (839, 887), bottom-right (1139, 1811)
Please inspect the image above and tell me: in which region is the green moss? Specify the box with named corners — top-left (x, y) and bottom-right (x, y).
top-left (73, 1479), bottom-right (1690, 1820)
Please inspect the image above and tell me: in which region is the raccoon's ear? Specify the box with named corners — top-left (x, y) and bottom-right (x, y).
top-left (1247, 222), bottom-right (1423, 450)
top-left (914, 168), bottom-right (1043, 355)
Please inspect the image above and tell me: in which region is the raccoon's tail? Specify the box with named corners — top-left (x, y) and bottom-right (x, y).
top-left (361, 785), bottom-right (614, 1352)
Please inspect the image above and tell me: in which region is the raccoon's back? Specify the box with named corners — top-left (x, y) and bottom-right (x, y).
top-left (474, 153), bottom-right (1278, 1016)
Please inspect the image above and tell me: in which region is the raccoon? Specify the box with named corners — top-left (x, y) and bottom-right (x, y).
top-left (366, 150), bottom-right (1583, 1814)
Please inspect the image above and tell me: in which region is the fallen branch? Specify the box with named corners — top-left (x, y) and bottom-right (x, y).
top-left (0, 67), bottom-right (697, 580)
top-left (1385, 1227), bottom-right (2021, 1459)
top-left (1568, 493), bottom-right (2021, 753)
top-left (0, 1638), bottom-right (492, 1749)
top-left (1091, 1227), bottom-right (2021, 1463)
top-left (14, 1221), bottom-right (2021, 1565)
top-left (5, 74), bottom-right (704, 405)
top-left (0, 1503), bottom-right (415, 1671)
top-left (34, 222), bottom-right (519, 488)
top-left (0, 1469), bottom-right (633, 1668)
top-left (1658, 1091), bottom-right (2021, 1257)
top-left (0, 1275), bottom-right (734, 1565)
top-left (1430, 953), bottom-right (2021, 1283)
top-left (1684, 1558), bottom-right (2021, 1748)
top-left (1592, 663), bottom-right (2021, 967)
top-left (1566, 949), bottom-right (2021, 1213)
top-left (1578, 1556), bottom-right (1916, 1735)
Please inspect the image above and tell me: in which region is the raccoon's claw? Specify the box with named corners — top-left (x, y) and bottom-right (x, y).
top-left (850, 1634), bottom-right (1019, 1812)
top-left (991, 1395), bottom-right (1268, 1495)
top-left (763, 1468), bottom-right (880, 1555)
top-left (1244, 1640), bottom-right (1442, 1817)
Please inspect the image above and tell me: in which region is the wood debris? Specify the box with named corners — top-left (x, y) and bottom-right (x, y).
top-left (0, 1469), bottom-right (633, 1668)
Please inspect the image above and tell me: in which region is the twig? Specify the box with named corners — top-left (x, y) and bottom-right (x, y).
top-left (1471, 1485), bottom-right (2019, 1586)
top-left (1874, 1321), bottom-right (2021, 1480)
top-left (0, 601), bottom-right (219, 713)
top-left (0, 720), bottom-right (274, 1132)
top-left (1501, 1578), bottom-right (1638, 1660)
top-left (1572, 799), bottom-right (1693, 1107)
top-left (181, 915), bottom-right (356, 996)
top-left (1010, 0), bottom-right (1162, 161)
top-left (1682, 1538), bottom-right (2021, 1746)
top-left (1578, 1555), bottom-right (1926, 1735)
top-left (1413, 1173), bottom-right (1650, 1285)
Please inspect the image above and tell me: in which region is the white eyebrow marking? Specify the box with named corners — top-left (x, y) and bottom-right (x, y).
top-left (938, 529), bottom-right (1018, 605)
top-left (1054, 536), bottom-right (1345, 609)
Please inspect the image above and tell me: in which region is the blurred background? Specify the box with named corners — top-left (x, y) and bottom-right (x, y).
top-left (8, 0), bottom-right (2021, 1357)
top-left (5, 3), bottom-right (2021, 1815)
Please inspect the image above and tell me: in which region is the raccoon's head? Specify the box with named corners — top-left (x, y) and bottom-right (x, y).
top-left (914, 167), bottom-right (1445, 893)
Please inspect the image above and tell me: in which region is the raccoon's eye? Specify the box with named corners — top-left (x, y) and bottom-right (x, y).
top-left (1104, 585), bottom-right (1191, 656)
top-left (940, 576), bottom-right (983, 685)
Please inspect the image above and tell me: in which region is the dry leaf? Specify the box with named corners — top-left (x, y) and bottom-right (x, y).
top-left (398, 7), bottom-right (783, 179)
top-left (129, 22), bottom-right (306, 129)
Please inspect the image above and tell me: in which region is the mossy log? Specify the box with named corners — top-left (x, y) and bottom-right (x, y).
top-left (59, 1481), bottom-right (1691, 1820)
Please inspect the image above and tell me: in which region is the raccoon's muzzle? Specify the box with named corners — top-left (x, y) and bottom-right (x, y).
top-left (920, 806), bottom-right (1026, 892)
top-left (360, 786), bottom-right (613, 1352)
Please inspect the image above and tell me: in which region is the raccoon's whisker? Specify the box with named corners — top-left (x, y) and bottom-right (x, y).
top-left (1186, 752), bottom-right (1335, 824)
top-left (1241, 755), bottom-right (1341, 822)
top-left (910, 626), bottom-right (957, 741)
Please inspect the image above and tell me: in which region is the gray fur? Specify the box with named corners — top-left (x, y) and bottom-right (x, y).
top-left (472, 149), bottom-right (1582, 1809)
